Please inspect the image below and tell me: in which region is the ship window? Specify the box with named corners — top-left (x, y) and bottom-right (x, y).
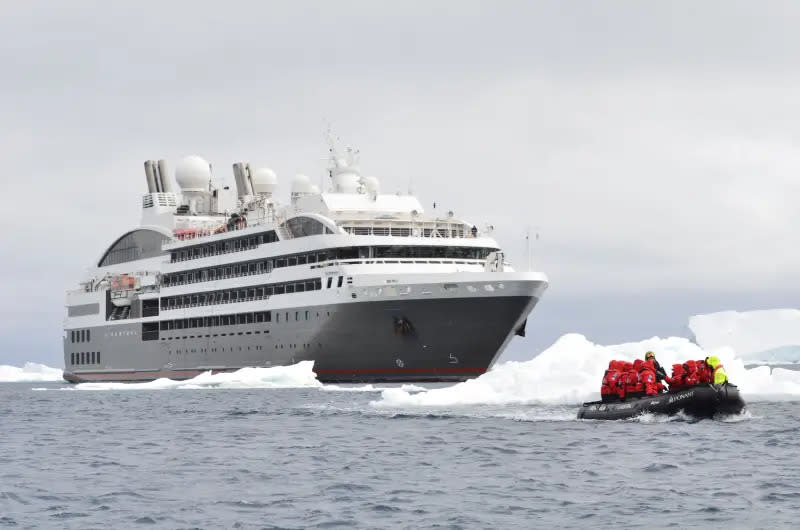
top-left (285, 284), bottom-right (295, 294)
top-left (337, 276), bottom-right (343, 288)
top-left (288, 257), bottom-right (297, 267)
top-left (282, 216), bottom-right (330, 238)
top-left (305, 311), bottom-right (309, 321)
top-left (97, 352), bottom-right (101, 364)
top-left (87, 330), bottom-right (90, 341)
top-left (70, 352), bottom-right (74, 365)
top-left (98, 228), bottom-right (167, 267)
top-left (71, 331), bottom-right (75, 343)
top-left (327, 277), bottom-right (332, 289)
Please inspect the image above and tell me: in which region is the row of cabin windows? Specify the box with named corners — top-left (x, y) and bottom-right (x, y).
top-left (170, 230), bottom-right (278, 263)
top-left (162, 248), bottom-right (360, 287)
top-left (71, 351), bottom-right (100, 365)
top-left (70, 329), bottom-right (90, 343)
top-left (160, 278), bottom-right (322, 310)
top-left (158, 311), bottom-right (272, 331)
top-left (162, 246), bottom-right (497, 288)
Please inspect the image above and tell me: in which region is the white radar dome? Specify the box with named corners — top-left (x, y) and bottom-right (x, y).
top-left (361, 176), bottom-right (380, 195)
top-left (291, 174), bottom-right (314, 195)
top-left (175, 155), bottom-right (211, 192)
top-left (251, 167), bottom-right (277, 195)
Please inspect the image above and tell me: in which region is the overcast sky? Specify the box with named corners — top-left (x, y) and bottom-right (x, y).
top-left (2, 1), bottom-right (799, 366)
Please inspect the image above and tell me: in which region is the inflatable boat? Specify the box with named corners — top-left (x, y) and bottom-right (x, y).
top-left (577, 383), bottom-right (745, 420)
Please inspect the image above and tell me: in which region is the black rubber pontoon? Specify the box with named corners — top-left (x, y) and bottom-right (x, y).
top-left (577, 383), bottom-right (745, 420)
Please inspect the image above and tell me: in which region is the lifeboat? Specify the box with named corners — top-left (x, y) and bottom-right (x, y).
top-left (577, 383), bottom-right (745, 420)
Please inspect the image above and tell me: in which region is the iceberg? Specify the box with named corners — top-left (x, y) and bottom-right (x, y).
top-left (371, 333), bottom-right (800, 409)
top-left (0, 362), bottom-right (63, 383)
top-left (75, 361), bottom-right (321, 390)
top-left (689, 309), bottom-right (800, 363)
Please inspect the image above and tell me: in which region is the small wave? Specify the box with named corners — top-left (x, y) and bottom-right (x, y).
top-left (320, 384), bottom-right (381, 392)
top-left (643, 463), bottom-right (679, 472)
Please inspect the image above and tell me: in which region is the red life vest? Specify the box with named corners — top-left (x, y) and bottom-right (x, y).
top-left (695, 360), bottom-right (711, 384)
top-left (640, 360), bottom-right (663, 395)
top-left (670, 364), bottom-right (685, 389)
top-left (601, 361), bottom-right (622, 397)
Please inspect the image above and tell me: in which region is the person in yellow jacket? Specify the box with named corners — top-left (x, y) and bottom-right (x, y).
top-left (705, 356), bottom-right (729, 385)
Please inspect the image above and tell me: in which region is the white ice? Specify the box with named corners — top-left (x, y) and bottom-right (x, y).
top-left (689, 309), bottom-right (800, 363)
top-left (371, 332), bottom-right (800, 409)
top-left (0, 362), bottom-right (63, 383)
top-left (74, 361), bottom-right (321, 391)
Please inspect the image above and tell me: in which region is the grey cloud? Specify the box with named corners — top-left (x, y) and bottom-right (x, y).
top-left (2, 1), bottom-right (800, 365)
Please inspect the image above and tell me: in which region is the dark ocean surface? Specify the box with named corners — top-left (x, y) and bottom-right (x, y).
top-left (1, 382), bottom-right (799, 529)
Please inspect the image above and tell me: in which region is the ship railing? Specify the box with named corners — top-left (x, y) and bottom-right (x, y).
top-left (339, 221), bottom-right (479, 239)
top-left (310, 257), bottom-right (487, 269)
top-left (163, 214), bottom-right (276, 249)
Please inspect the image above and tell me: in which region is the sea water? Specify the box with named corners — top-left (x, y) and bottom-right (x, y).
top-left (3, 334), bottom-right (800, 529)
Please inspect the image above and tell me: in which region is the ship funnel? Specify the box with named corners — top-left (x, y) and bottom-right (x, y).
top-left (244, 163), bottom-right (255, 196)
top-left (157, 159), bottom-right (172, 193)
top-left (232, 162), bottom-right (247, 200)
top-left (144, 160), bottom-right (157, 193)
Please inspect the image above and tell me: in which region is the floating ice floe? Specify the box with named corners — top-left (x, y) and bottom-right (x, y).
top-left (371, 333), bottom-right (800, 409)
top-left (0, 362), bottom-right (63, 383)
top-left (75, 361), bottom-right (321, 391)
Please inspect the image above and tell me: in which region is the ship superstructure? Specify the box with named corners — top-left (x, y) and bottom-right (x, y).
top-left (63, 144), bottom-right (548, 382)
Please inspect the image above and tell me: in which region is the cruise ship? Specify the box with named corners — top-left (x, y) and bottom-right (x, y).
top-left (62, 144), bottom-right (548, 383)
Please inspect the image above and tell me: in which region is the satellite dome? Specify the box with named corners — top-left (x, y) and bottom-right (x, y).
top-left (361, 176), bottom-right (380, 195)
top-left (291, 174), bottom-right (313, 195)
top-left (251, 167), bottom-right (277, 194)
top-left (175, 155), bottom-right (210, 192)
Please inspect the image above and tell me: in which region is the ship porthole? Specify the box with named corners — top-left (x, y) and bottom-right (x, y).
top-left (395, 358), bottom-right (404, 368)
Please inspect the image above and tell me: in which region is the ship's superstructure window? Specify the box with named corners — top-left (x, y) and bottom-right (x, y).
top-left (169, 230), bottom-right (277, 263)
top-left (161, 246), bottom-right (497, 288)
top-left (160, 278), bottom-right (322, 310)
top-left (282, 216), bottom-right (334, 237)
top-left (99, 229), bottom-right (167, 267)
top-left (157, 311), bottom-right (271, 332)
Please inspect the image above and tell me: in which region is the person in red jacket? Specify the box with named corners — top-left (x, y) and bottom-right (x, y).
top-left (670, 363), bottom-right (685, 390)
top-left (683, 361), bottom-right (699, 386)
top-left (640, 360), bottom-right (665, 395)
top-left (618, 361), bottom-right (636, 399)
top-left (695, 360), bottom-right (711, 384)
top-left (601, 361), bottom-right (622, 402)
top-left (627, 359), bottom-right (644, 397)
